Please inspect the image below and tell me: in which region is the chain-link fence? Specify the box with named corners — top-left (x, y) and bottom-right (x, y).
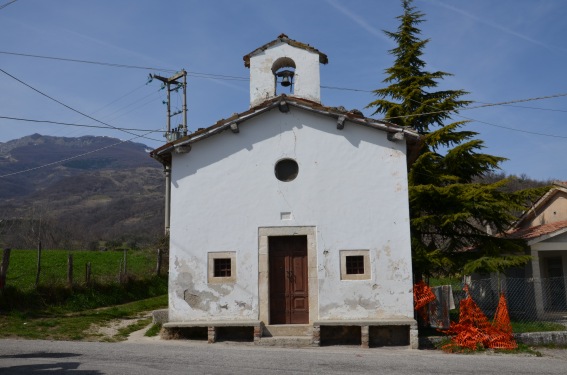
top-left (430, 276), bottom-right (567, 330)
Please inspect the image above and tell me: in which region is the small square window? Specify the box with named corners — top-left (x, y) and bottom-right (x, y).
top-left (214, 258), bottom-right (232, 277)
top-left (208, 252), bottom-right (236, 284)
top-left (346, 255), bottom-right (365, 275)
top-left (340, 250), bottom-right (371, 280)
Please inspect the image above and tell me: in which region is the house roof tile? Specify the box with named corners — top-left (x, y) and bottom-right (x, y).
top-left (243, 34), bottom-right (328, 68)
top-left (506, 220), bottom-right (567, 241)
top-left (150, 94), bottom-right (421, 163)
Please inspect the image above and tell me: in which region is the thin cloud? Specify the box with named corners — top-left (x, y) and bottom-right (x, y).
top-left (325, 0), bottom-right (393, 45)
top-left (61, 28), bottom-right (176, 71)
top-left (428, 0), bottom-right (567, 53)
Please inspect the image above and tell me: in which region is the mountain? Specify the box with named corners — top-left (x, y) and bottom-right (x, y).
top-left (0, 134), bottom-right (165, 250)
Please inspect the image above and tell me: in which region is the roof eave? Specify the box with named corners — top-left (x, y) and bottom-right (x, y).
top-left (511, 184), bottom-right (567, 229)
top-left (243, 34), bottom-right (328, 68)
top-left (527, 226), bottom-right (567, 246)
top-left (150, 96), bottom-right (421, 160)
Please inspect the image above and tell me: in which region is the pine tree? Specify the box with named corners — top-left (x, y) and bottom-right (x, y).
top-left (368, 0), bottom-right (539, 279)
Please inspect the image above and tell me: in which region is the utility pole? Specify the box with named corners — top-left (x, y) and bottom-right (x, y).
top-left (152, 70), bottom-right (188, 141)
top-left (152, 70), bottom-right (188, 234)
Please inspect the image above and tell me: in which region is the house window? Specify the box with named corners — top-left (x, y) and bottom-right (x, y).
top-left (275, 158), bottom-right (298, 182)
top-left (340, 250), bottom-right (371, 280)
top-left (214, 258), bottom-right (232, 277)
top-left (208, 252), bottom-right (236, 283)
top-left (346, 255), bottom-right (365, 275)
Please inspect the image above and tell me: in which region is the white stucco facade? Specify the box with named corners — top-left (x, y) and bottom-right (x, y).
top-left (153, 35), bottom-right (418, 347)
top-left (167, 107), bottom-right (414, 323)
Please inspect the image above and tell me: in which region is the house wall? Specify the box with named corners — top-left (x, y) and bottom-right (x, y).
top-left (167, 107), bottom-right (414, 323)
top-left (530, 237), bottom-right (567, 318)
top-left (525, 191), bottom-right (567, 227)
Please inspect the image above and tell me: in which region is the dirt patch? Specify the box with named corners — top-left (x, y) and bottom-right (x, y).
top-left (86, 313), bottom-right (153, 342)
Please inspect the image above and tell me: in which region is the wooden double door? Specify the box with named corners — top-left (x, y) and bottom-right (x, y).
top-left (269, 236), bottom-right (309, 324)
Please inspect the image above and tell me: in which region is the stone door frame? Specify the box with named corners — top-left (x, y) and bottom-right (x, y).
top-left (258, 226), bottom-right (318, 324)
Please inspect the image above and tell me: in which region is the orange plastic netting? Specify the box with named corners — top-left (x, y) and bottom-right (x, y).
top-left (413, 281), bottom-right (436, 321)
top-left (442, 286), bottom-right (517, 352)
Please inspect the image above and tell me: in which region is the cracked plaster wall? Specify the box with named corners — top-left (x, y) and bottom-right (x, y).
top-left (168, 108), bottom-right (413, 322)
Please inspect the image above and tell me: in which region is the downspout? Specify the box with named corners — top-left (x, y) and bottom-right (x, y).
top-left (164, 163), bottom-right (171, 235)
top-left (152, 153), bottom-right (172, 235)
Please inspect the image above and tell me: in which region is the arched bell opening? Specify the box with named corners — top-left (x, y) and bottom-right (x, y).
top-left (272, 57), bottom-right (296, 96)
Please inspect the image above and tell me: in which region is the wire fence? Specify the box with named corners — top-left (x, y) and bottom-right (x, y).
top-left (430, 277), bottom-right (567, 329)
top-left (0, 248), bottom-right (167, 292)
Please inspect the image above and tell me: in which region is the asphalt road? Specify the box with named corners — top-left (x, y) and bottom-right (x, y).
top-left (1, 339), bottom-right (567, 375)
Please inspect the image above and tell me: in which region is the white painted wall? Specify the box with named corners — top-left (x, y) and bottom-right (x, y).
top-left (249, 42), bottom-right (321, 107)
top-left (168, 107), bottom-right (414, 322)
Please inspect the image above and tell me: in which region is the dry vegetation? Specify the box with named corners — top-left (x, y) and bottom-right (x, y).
top-left (0, 134), bottom-right (165, 250)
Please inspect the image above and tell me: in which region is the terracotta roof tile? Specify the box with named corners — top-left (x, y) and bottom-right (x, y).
top-left (243, 34), bottom-right (328, 67)
top-left (506, 220), bottom-right (567, 241)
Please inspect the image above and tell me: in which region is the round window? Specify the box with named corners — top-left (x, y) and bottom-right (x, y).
top-left (275, 159), bottom-right (298, 182)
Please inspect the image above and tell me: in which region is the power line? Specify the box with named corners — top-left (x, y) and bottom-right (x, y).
top-left (0, 51), bottom-right (177, 73)
top-left (0, 130), bottom-right (161, 178)
top-left (3, 49), bottom-right (566, 139)
top-left (397, 97), bottom-right (567, 139)
top-left (96, 88), bottom-right (162, 122)
top-left (0, 0), bottom-right (18, 11)
top-left (0, 115), bottom-right (163, 132)
top-left (453, 113), bottom-right (567, 139)
top-left (0, 50), bottom-right (250, 81)
top-left (2, 48), bottom-right (567, 115)
top-left (473, 102), bottom-right (567, 114)
top-left (322, 85), bottom-right (373, 93)
top-left (185, 72), bottom-right (248, 81)
top-left (382, 93), bottom-right (567, 122)
top-left (0, 67), bottom-right (162, 142)
top-left (469, 93), bottom-right (567, 110)
top-left (88, 82), bottom-right (150, 117)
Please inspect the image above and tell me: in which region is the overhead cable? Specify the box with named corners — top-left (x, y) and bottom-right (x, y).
top-left (0, 51), bottom-right (177, 73)
top-left (383, 93), bottom-right (567, 122)
top-left (0, 0), bottom-right (18, 11)
top-left (0, 50), bottom-right (249, 81)
top-left (0, 115), bottom-right (163, 132)
top-left (0, 130), bottom-right (161, 178)
top-left (0, 68), bottom-right (162, 142)
top-left (399, 98), bottom-right (567, 139)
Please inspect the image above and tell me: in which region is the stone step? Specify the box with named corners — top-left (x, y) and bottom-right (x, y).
top-left (263, 324), bottom-right (312, 337)
top-left (256, 336), bottom-right (313, 347)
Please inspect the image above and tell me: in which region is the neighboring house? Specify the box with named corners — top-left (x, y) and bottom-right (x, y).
top-left (151, 34), bottom-right (421, 348)
top-left (505, 181), bottom-right (567, 319)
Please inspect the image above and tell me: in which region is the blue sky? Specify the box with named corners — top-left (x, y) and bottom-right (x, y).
top-left (1, 0), bottom-right (566, 181)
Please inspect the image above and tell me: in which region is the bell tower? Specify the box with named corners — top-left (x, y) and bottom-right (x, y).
top-left (243, 34), bottom-right (328, 108)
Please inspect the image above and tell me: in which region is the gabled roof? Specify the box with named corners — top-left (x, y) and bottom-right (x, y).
top-left (150, 94), bottom-right (421, 164)
top-left (506, 220), bottom-right (567, 245)
top-left (243, 34), bottom-right (328, 68)
top-left (511, 182), bottom-right (567, 230)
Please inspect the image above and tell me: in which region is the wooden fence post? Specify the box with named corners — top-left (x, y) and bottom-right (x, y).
top-left (67, 253), bottom-right (73, 287)
top-left (156, 248), bottom-right (162, 277)
top-left (123, 248), bottom-right (127, 278)
top-left (85, 262), bottom-right (91, 286)
top-left (0, 248), bottom-right (11, 290)
top-left (35, 241), bottom-right (42, 288)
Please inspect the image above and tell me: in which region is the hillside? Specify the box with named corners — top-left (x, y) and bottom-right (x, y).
top-left (0, 134), bottom-right (165, 249)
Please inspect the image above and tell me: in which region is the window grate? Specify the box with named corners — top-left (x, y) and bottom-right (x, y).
top-left (214, 258), bottom-right (232, 277)
top-left (345, 255), bottom-right (364, 275)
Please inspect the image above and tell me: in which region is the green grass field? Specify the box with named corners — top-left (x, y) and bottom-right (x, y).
top-left (0, 249), bottom-right (168, 341)
top-left (5, 248), bottom-right (159, 290)
top-left (0, 295), bottom-right (167, 341)
top-left (1, 249), bottom-right (168, 312)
